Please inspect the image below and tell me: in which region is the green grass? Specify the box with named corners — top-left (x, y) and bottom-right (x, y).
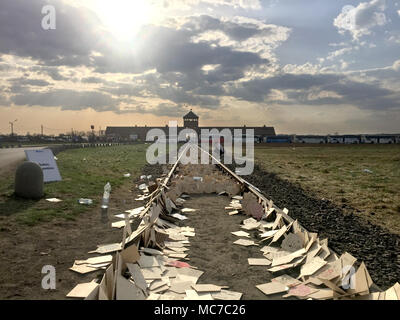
top-left (0, 144), bottom-right (147, 226)
top-left (255, 144), bottom-right (400, 234)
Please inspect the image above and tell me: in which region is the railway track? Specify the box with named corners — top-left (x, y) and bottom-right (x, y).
top-left (67, 144), bottom-right (399, 300)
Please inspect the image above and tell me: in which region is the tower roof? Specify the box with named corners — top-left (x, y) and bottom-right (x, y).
top-left (183, 109), bottom-right (199, 119)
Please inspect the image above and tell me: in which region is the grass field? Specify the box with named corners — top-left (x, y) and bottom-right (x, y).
top-left (1, 143), bottom-right (399, 234)
top-left (0, 144), bottom-right (147, 226)
top-left (255, 144), bottom-right (400, 234)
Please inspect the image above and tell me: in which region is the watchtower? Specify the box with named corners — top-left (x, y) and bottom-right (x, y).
top-left (183, 109), bottom-right (199, 129)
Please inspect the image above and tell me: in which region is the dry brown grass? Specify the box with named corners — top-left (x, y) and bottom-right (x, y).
top-left (255, 144), bottom-right (400, 234)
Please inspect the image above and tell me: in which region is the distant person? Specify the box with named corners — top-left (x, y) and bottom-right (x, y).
top-left (214, 142), bottom-right (224, 160)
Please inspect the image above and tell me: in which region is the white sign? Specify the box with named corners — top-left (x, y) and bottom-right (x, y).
top-left (25, 149), bottom-right (62, 182)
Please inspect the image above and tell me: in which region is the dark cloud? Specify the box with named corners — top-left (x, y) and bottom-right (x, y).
top-left (150, 84), bottom-right (220, 108)
top-left (11, 88), bottom-right (118, 111)
top-left (192, 83), bottom-right (225, 96)
top-left (0, 3), bottom-right (269, 111)
top-left (322, 80), bottom-right (399, 110)
top-left (102, 77), bottom-right (220, 109)
top-left (1, 0), bottom-right (398, 119)
top-left (31, 66), bottom-right (68, 81)
top-left (9, 77), bottom-right (50, 87)
top-left (152, 103), bottom-right (187, 117)
top-left (94, 24), bottom-right (267, 76)
top-left (227, 73), bottom-right (340, 102)
top-left (0, 0), bottom-right (107, 67)
top-left (81, 77), bottom-right (105, 84)
top-left (182, 15), bottom-right (262, 41)
top-left (228, 72), bottom-right (399, 110)
top-left (103, 71), bottom-right (225, 107)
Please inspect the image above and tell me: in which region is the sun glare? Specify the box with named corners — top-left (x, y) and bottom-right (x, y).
top-left (90, 0), bottom-right (154, 40)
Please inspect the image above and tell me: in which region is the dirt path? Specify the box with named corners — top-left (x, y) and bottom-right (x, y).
top-left (0, 147), bottom-right (46, 177)
top-left (0, 178), bottom-right (144, 299)
top-left (181, 194), bottom-right (285, 300)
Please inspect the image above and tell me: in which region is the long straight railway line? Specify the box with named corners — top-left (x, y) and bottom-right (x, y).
top-left (67, 144), bottom-right (399, 300)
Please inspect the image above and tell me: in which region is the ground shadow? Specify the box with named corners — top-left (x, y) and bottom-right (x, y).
top-left (0, 192), bottom-right (41, 219)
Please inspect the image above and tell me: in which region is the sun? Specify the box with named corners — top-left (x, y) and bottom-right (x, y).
top-left (90, 0), bottom-right (155, 40)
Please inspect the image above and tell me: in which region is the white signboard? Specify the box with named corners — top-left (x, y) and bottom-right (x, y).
top-left (25, 149), bottom-right (62, 182)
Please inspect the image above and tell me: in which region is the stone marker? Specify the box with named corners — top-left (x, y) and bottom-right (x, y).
top-left (15, 161), bottom-right (44, 199)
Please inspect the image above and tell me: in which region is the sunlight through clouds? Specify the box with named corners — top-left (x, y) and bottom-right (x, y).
top-left (0, 0), bottom-right (399, 134)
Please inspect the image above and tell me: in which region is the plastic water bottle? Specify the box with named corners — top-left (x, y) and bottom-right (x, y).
top-left (101, 182), bottom-right (111, 223)
top-left (102, 182), bottom-right (111, 207)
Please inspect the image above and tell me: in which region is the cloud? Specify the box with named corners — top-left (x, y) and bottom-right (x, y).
top-left (81, 77), bottom-right (105, 84)
top-left (11, 88), bottom-right (118, 111)
top-left (393, 60), bottom-right (400, 71)
top-left (334, 0), bottom-right (387, 40)
top-left (102, 74), bottom-right (221, 109)
top-left (0, 0), bottom-right (108, 67)
top-left (94, 22), bottom-right (268, 76)
top-left (159, 0), bottom-right (261, 10)
top-left (149, 81), bottom-right (221, 108)
top-left (226, 71), bottom-right (399, 110)
top-left (0, 87), bottom-right (9, 106)
top-left (1, 0), bottom-right (398, 125)
top-left (90, 16), bottom-right (282, 109)
top-left (0, 3), bottom-right (276, 112)
top-left (117, 102), bottom-right (187, 117)
top-left (152, 103), bottom-right (187, 117)
top-left (9, 77), bottom-right (50, 87)
top-left (188, 15), bottom-right (291, 60)
top-left (183, 15), bottom-right (262, 41)
top-left (141, 103), bottom-right (186, 117)
top-left (101, 82), bottom-right (144, 97)
top-left (282, 63), bottom-right (322, 75)
top-left (227, 73), bottom-right (341, 102)
top-left (0, 63), bottom-right (12, 72)
top-left (326, 46), bottom-right (357, 60)
top-left (32, 66), bottom-right (69, 81)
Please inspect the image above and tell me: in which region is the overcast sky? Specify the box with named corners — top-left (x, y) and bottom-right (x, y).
top-left (0, 0), bottom-right (399, 135)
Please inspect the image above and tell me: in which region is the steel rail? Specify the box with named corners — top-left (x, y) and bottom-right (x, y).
top-left (137, 145), bottom-right (189, 220)
top-left (128, 143), bottom-right (380, 293)
top-left (196, 144), bottom-right (382, 292)
top-left (197, 145), bottom-right (299, 227)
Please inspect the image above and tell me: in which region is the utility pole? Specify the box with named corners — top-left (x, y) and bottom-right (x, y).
top-left (9, 119), bottom-right (17, 136)
top-left (41, 125), bottom-right (43, 136)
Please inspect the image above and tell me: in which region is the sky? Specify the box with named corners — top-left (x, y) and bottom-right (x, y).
top-left (0, 0), bottom-right (399, 135)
